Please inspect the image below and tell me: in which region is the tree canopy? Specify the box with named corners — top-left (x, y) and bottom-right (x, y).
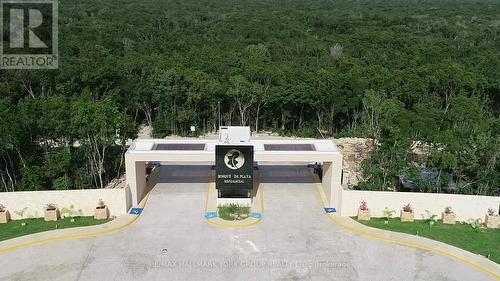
top-left (0, 0), bottom-right (498, 195)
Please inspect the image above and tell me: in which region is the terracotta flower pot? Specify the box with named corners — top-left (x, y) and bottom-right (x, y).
top-left (400, 210), bottom-right (414, 222)
top-left (442, 212), bottom-right (456, 225)
top-left (44, 208), bottom-right (60, 221)
top-left (357, 209), bottom-right (370, 221)
top-left (485, 215), bottom-right (500, 229)
top-left (0, 210), bottom-right (11, 223)
top-left (94, 206), bottom-right (109, 220)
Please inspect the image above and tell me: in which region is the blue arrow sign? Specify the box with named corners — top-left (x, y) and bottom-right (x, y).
top-left (324, 208), bottom-right (336, 213)
top-left (250, 213), bottom-right (262, 219)
top-left (205, 212), bottom-right (218, 219)
top-left (130, 208), bottom-right (143, 215)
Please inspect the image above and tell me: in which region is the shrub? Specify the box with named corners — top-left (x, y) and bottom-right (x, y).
top-left (383, 207), bottom-right (395, 221)
top-left (402, 203), bottom-right (413, 213)
top-left (422, 210), bottom-right (438, 226)
top-left (97, 199), bottom-right (106, 209)
top-left (45, 203), bottom-right (57, 211)
top-left (465, 218), bottom-right (484, 230)
top-left (359, 201), bottom-right (368, 211)
top-left (218, 203), bottom-right (250, 221)
top-left (487, 208), bottom-right (498, 216)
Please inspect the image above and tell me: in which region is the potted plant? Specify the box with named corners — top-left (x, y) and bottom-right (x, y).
top-left (357, 201), bottom-right (370, 221)
top-left (485, 208), bottom-right (500, 229)
top-left (0, 204), bottom-right (11, 223)
top-left (442, 206), bottom-right (456, 225)
top-left (44, 203), bottom-right (60, 221)
top-left (400, 203), bottom-right (414, 222)
top-left (94, 199), bottom-right (109, 220)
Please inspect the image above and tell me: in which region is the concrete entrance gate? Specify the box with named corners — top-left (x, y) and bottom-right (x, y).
top-left (125, 139), bottom-right (343, 212)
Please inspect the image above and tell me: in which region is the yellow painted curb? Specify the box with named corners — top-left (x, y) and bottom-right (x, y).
top-left (309, 172), bottom-right (500, 280)
top-left (206, 217), bottom-right (262, 229)
top-left (0, 190), bottom-right (153, 255)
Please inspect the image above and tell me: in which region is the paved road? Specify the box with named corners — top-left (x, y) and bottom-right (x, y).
top-left (0, 165), bottom-right (494, 281)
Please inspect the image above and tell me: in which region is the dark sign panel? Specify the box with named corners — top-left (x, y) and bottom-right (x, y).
top-left (216, 145), bottom-right (254, 195)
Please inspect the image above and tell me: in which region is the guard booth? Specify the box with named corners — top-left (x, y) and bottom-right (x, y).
top-left (125, 127), bottom-right (343, 212)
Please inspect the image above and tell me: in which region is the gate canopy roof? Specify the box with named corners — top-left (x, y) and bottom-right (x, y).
top-left (127, 139), bottom-right (340, 163)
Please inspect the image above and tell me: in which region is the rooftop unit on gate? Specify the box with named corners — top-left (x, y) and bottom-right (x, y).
top-left (218, 126), bottom-right (251, 144)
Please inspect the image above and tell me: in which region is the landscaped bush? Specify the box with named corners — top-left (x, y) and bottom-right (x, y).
top-left (218, 204), bottom-right (250, 221)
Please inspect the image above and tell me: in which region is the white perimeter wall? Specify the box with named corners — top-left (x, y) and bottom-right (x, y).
top-left (0, 186), bottom-right (132, 220)
top-left (341, 189), bottom-right (500, 221)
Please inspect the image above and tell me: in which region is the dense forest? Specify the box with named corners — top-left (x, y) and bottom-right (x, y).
top-left (0, 0), bottom-right (498, 195)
